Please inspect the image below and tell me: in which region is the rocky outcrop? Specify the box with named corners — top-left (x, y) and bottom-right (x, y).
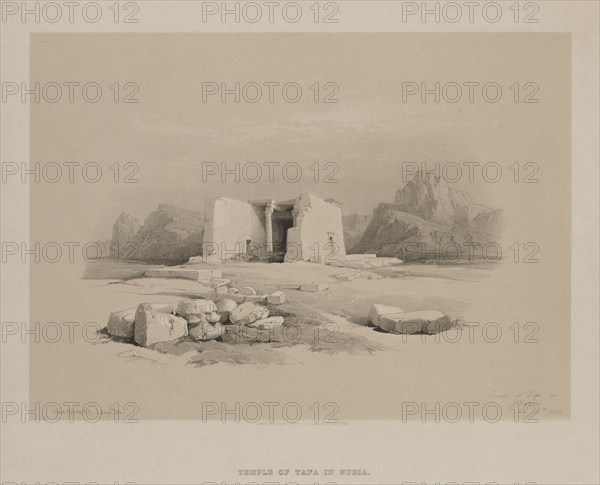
top-left (354, 172), bottom-right (502, 261)
top-left (110, 204), bottom-right (204, 264)
top-left (111, 213), bottom-right (140, 249)
top-left (472, 208), bottom-right (502, 235)
top-left (342, 214), bottom-right (371, 253)
top-left (134, 204), bottom-right (204, 264)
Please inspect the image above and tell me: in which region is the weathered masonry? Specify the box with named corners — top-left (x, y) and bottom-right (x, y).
top-left (202, 193), bottom-right (346, 263)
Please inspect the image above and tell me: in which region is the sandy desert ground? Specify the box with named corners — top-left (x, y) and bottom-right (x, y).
top-left (28, 258), bottom-right (569, 421)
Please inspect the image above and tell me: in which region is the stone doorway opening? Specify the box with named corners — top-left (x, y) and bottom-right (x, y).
top-left (271, 209), bottom-right (294, 262)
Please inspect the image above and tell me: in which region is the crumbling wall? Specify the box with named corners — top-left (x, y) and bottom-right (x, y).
top-left (203, 197), bottom-right (265, 262)
top-left (286, 193), bottom-right (346, 263)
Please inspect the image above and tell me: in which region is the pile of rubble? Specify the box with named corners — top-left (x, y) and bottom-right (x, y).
top-left (107, 297), bottom-right (282, 348)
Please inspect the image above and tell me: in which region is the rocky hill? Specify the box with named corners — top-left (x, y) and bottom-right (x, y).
top-left (111, 212), bottom-right (140, 248)
top-left (353, 172), bottom-right (502, 261)
top-left (342, 213), bottom-right (371, 253)
top-left (110, 204), bottom-right (204, 264)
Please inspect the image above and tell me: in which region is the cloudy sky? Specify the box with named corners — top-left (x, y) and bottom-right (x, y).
top-left (30, 33), bottom-right (569, 241)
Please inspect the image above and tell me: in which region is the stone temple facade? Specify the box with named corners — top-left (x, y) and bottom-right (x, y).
top-left (202, 193), bottom-right (346, 264)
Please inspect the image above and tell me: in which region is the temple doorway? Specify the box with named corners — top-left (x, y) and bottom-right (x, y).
top-left (271, 209), bottom-right (294, 262)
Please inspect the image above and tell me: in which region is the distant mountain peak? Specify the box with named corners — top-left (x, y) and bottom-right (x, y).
top-left (353, 171), bottom-right (502, 260)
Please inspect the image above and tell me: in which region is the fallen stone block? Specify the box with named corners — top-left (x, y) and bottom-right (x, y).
top-left (228, 287), bottom-right (239, 294)
top-left (107, 303), bottom-right (174, 339)
top-left (134, 304), bottom-right (188, 346)
top-left (245, 294), bottom-right (267, 303)
top-left (300, 282), bottom-right (329, 292)
top-left (378, 310), bottom-right (451, 335)
top-left (214, 285), bottom-right (229, 294)
top-left (145, 268), bottom-right (222, 281)
top-left (229, 302), bottom-right (269, 326)
top-left (189, 321), bottom-right (225, 341)
top-left (248, 316), bottom-right (285, 329)
top-left (217, 298), bottom-right (238, 323)
top-left (176, 299), bottom-right (217, 319)
top-left (267, 291), bottom-right (286, 304)
top-left (108, 309), bottom-right (147, 339)
top-left (239, 286), bottom-right (257, 295)
top-left (368, 304), bottom-right (405, 326)
top-left (278, 283), bottom-right (300, 290)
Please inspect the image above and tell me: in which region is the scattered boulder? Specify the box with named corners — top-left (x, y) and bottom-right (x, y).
top-left (239, 286), bottom-right (257, 295)
top-left (107, 303), bottom-right (174, 339)
top-left (368, 304), bottom-right (405, 327)
top-left (214, 285), bottom-right (229, 294)
top-left (217, 299), bottom-right (238, 323)
top-left (300, 282), bottom-right (329, 292)
top-left (134, 304), bottom-right (188, 346)
top-left (206, 312), bottom-right (221, 324)
top-left (248, 316), bottom-right (284, 329)
top-left (229, 302), bottom-right (269, 326)
top-left (267, 291), bottom-right (286, 304)
top-left (378, 310), bottom-right (451, 335)
top-left (189, 321), bottom-right (225, 341)
top-left (176, 299), bottom-right (217, 320)
top-left (228, 287), bottom-right (239, 294)
top-left (186, 314), bottom-right (206, 326)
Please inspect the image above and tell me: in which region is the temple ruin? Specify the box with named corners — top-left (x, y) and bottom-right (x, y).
top-left (202, 193), bottom-right (346, 264)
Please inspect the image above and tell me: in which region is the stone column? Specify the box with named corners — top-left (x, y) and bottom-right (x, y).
top-left (264, 201), bottom-right (276, 257)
